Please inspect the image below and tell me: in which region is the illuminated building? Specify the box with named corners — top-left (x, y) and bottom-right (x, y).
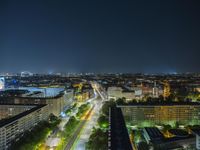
top-left (141, 86), bottom-right (153, 97)
top-left (0, 87), bottom-right (72, 116)
top-left (107, 85), bottom-right (163, 101)
top-left (119, 103), bottom-right (200, 125)
top-left (0, 105), bottom-right (34, 120)
top-left (152, 82), bottom-right (159, 98)
top-left (73, 83), bottom-right (83, 92)
top-left (74, 84), bottom-right (94, 102)
top-left (74, 90), bottom-right (93, 102)
top-left (20, 71), bottom-right (33, 77)
top-left (163, 80), bottom-right (171, 99)
top-left (0, 77), bottom-right (5, 91)
top-left (0, 104), bottom-right (49, 149)
top-left (195, 87), bottom-right (200, 93)
top-left (107, 87), bottom-right (136, 100)
top-left (13, 94), bottom-right (65, 116)
top-left (64, 89), bottom-right (74, 106)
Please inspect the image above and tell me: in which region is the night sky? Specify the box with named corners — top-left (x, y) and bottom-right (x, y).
top-left (1, 0), bottom-right (200, 73)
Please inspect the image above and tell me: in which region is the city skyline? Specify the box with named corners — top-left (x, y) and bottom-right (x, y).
top-left (2, 1), bottom-right (200, 150)
top-left (1, 0), bottom-right (200, 73)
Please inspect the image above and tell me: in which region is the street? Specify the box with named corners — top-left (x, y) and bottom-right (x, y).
top-left (46, 82), bottom-right (106, 150)
top-left (64, 103), bottom-right (96, 150)
top-left (72, 99), bottom-right (103, 150)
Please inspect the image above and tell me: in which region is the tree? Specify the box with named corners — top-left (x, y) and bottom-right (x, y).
top-left (86, 128), bottom-right (108, 150)
top-left (65, 116), bottom-right (78, 131)
top-left (101, 100), bottom-right (115, 116)
top-left (134, 130), bottom-right (142, 143)
top-left (76, 103), bottom-right (90, 118)
top-left (175, 122), bottom-right (179, 128)
top-left (116, 98), bottom-right (126, 105)
top-left (98, 115), bottom-right (109, 129)
top-left (163, 124), bottom-right (172, 132)
top-left (10, 121), bottom-right (52, 150)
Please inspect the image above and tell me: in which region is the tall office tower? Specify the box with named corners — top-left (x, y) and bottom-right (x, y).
top-left (163, 80), bottom-right (170, 100)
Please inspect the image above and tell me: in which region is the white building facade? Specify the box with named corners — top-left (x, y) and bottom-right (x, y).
top-left (0, 104), bottom-right (49, 149)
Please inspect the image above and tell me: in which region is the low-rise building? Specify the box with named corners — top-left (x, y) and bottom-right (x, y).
top-left (74, 88), bottom-right (94, 102)
top-left (107, 86), bottom-right (163, 101)
top-left (107, 87), bottom-right (135, 100)
top-left (143, 127), bottom-right (164, 144)
top-left (143, 127), bottom-right (195, 150)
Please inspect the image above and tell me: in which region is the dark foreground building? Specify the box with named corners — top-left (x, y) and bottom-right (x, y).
top-left (109, 106), bottom-right (133, 150)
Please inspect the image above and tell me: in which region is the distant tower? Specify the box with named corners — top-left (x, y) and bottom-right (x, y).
top-left (153, 81), bottom-right (158, 98)
top-left (163, 80), bottom-right (170, 100)
top-left (0, 77), bottom-right (5, 91)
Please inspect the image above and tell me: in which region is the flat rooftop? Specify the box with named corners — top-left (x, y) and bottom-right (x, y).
top-left (191, 128), bottom-right (200, 136)
top-left (168, 129), bottom-right (189, 137)
top-left (109, 107), bottom-right (132, 150)
top-left (144, 127), bottom-right (164, 141)
top-left (0, 87), bottom-right (65, 99)
top-left (0, 104), bottom-right (47, 128)
top-left (0, 87), bottom-right (65, 98)
top-left (118, 101), bottom-right (200, 107)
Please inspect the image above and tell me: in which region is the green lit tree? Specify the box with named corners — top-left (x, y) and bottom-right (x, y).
top-left (116, 97), bottom-right (126, 105)
top-left (86, 128), bottom-right (108, 150)
top-left (98, 115), bottom-right (109, 129)
top-left (101, 100), bottom-right (115, 116)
